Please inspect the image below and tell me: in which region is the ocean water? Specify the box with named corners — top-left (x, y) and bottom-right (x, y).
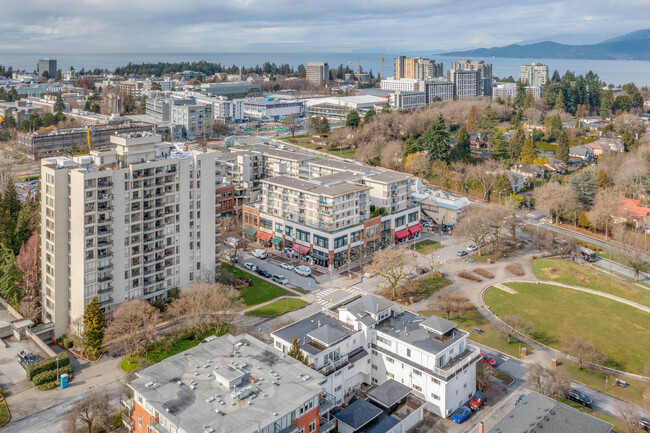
top-left (1, 52), bottom-right (649, 86)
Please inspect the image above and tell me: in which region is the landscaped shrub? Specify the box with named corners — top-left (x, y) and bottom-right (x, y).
top-left (506, 264), bottom-right (525, 277)
top-left (26, 353), bottom-right (69, 381)
top-left (458, 271), bottom-right (482, 282)
top-left (32, 365), bottom-right (72, 386)
top-left (474, 268), bottom-right (494, 279)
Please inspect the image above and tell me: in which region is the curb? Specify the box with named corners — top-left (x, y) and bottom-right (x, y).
top-left (0, 396), bottom-right (11, 429)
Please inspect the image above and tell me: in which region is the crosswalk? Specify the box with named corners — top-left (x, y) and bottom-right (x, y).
top-left (313, 287), bottom-right (362, 307)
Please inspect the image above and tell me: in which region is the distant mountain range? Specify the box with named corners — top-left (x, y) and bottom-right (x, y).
top-left (444, 29), bottom-right (650, 60)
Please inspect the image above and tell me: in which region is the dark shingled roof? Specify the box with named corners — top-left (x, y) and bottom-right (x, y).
top-left (334, 399), bottom-right (383, 430)
top-left (367, 379), bottom-right (411, 409)
top-left (488, 392), bottom-right (612, 433)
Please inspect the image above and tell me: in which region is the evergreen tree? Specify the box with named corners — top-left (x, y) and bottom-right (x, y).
top-left (402, 134), bottom-right (420, 157)
top-left (288, 336), bottom-right (306, 364)
top-left (554, 91), bottom-right (565, 112)
top-left (599, 88), bottom-right (614, 116)
top-left (0, 246), bottom-right (22, 307)
top-left (545, 114), bottom-right (563, 142)
top-left (491, 130), bottom-right (509, 160)
top-left (509, 127), bottom-right (526, 159)
top-left (83, 298), bottom-right (105, 358)
top-left (419, 114), bottom-right (449, 161)
top-left (362, 109), bottom-right (376, 126)
top-left (523, 91), bottom-right (534, 110)
top-left (510, 108), bottom-right (522, 129)
top-left (621, 130), bottom-right (636, 151)
top-left (54, 70), bottom-right (62, 82)
top-left (466, 106), bottom-right (477, 134)
top-left (449, 125), bottom-right (471, 161)
top-left (596, 170), bottom-right (611, 188)
top-left (556, 130), bottom-right (570, 161)
top-left (476, 105), bottom-right (497, 144)
top-left (345, 110), bottom-right (360, 128)
top-left (513, 81), bottom-right (526, 107)
top-left (520, 138), bottom-right (537, 163)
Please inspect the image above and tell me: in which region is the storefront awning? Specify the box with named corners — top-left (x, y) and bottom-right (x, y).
top-left (271, 236), bottom-right (282, 245)
top-left (257, 231), bottom-right (274, 242)
top-left (395, 228), bottom-right (410, 239)
top-left (292, 243), bottom-right (311, 255)
top-left (242, 226), bottom-right (257, 236)
top-left (408, 224), bottom-right (423, 234)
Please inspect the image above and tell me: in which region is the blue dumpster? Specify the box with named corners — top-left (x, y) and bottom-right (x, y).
top-left (60, 373), bottom-right (69, 389)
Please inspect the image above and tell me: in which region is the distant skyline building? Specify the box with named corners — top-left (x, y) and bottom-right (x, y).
top-left (38, 58), bottom-right (57, 79)
top-left (306, 62), bottom-right (330, 85)
top-left (425, 79), bottom-right (454, 103)
top-left (492, 82), bottom-right (542, 101)
top-left (380, 78), bottom-right (424, 92)
top-left (393, 56), bottom-right (443, 81)
top-left (520, 62), bottom-right (548, 87)
top-left (448, 69), bottom-right (479, 100)
top-left (448, 60), bottom-right (492, 96)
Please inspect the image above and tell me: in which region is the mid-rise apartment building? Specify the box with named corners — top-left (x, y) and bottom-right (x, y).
top-left (520, 62), bottom-right (548, 87)
top-left (272, 295), bottom-right (480, 418)
top-left (448, 60), bottom-right (492, 96)
top-left (425, 79), bottom-right (454, 103)
top-left (199, 81), bottom-right (262, 98)
top-left (389, 91), bottom-right (426, 110)
top-left (306, 62), bottom-right (330, 85)
top-left (118, 81), bottom-right (146, 98)
top-left (41, 132), bottom-right (220, 336)
top-left (448, 69), bottom-right (479, 100)
top-left (393, 57), bottom-right (443, 81)
top-left (380, 78), bottom-right (424, 92)
top-left (170, 103), bottom-right (212, 140)
top-left (38, 58), bottom-right (57, 78)
top-left (492, 82), bottom-right (542, 101)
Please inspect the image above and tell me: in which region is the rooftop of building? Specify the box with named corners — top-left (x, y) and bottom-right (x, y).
top-left (305, 95), bottom-right (388, 107)
top-left (488, 392), bottom-right (612, 433)
top-left (247, 146), bottom-right (315, 162)
top-left (128, 334), bottom-right (324, 433)
top-left (272, 311), bottom-right (357, 355)
top-left (376, 310), bottom-right (468, 355)
top-left (339, 295), bottom-right (394, 326)
top-left (263, 175), bottom-right (370, 197)
top-left (241, 98), bottom-right (302, 106)
top-left (19, 121), bottom-right (153, 137)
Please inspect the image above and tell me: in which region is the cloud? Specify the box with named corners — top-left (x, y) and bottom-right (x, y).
top-left (0, 0), bottom-right (648, 54)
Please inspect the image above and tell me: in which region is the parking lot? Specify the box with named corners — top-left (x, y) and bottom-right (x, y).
top-left (0, 336), bottom-right (46, 396)
top-left (239, 252), bottom-right (324, 293)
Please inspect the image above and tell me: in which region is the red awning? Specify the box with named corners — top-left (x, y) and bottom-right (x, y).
top-left (292, 243), bottom-right (311, 255)
top-left (395, 228), bottom-right (410, 239)
top-left (257, 231), bottom-right (273, 242)
top-left (408, 224), bottom-right (423, 234)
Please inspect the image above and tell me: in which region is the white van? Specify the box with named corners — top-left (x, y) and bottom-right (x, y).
top-left (253, 249), bottom-right (268, 259)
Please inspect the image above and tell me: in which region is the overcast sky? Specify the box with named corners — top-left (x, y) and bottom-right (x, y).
top-left (1, 0), bottom-right (649, 53)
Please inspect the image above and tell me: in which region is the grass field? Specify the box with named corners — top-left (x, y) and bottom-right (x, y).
top-left (221, 263), bottom-right (293, 306)
top-left (532, 258), bottom-right (650, 307)
top-left (121, 324), bottom-right (229, 372)
top-left (282, 136), bottom-right (356, 158)
top-left (420, 309), bottom-right (528, 358)
top-left (413, 239), bottom-right (442, 254)
top-left (485, 282), bottom-right (650, 374)
top-left (0, 399), bottom-right (8, 426)
top-left (246, 298), bottom-right (309, 316)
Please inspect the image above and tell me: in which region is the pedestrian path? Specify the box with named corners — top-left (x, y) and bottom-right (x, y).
top-left (313, 287), bottom-right (361, 307)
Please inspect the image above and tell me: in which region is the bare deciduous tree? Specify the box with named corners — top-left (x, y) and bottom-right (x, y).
top-left (469, 160), bottom-right (504, 202)
top-left (364, 246), bottom-right (413, 299)
top-left (432, 293), bottom-right (474, 320)
top-left (501, 314), bottom-right (534, 343)
top-left (587, 188), bottom-right (621, 238)
top-left (166, 282), bottom-right (244, 334)
top-left (454, 207), bottom-right (493, 256)
top-left (532, 181), bottom-right (580, 223)
top-left (560, 334), bottom-right (606, 370)
top-left (64, 390), bottom-right (112, 433)
top-left (105, 300), bottom-right (162, 358)
top-left (614, 226), bottom-right (648, 281)
top-left (476, 364), bottom-right (492, 392)
top-left (526, 363), bottom-right (570, 398)
top-left (552, 234), bottom-right (578, 258)
top-left (217, 216), bottom-right (249, 264)
top-left (616, 403), bottom-right (642, 433)
top-left (613, 158), bottom-right (649, 200)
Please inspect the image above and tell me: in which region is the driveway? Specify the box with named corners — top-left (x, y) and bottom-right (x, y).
top-left (0, 337), bottom-right (48, 397)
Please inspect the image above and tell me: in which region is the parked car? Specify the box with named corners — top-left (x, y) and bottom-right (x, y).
top-left (515, 394), bottom-right (526, 406)
top-left (450, 406), bottom-right (471, 424)
top-left (272, 274), bottom-right (289, 285)
top-left (295, 266), bottom-right (312, 277)
top-left (567, 389), bottom-right (592, 408)
top-left (442, 223), bottom-right (454, 231)
top-left (457, 250), bottom-right (468, 257)
top-left (17, 350), bottom-right (39, 367)
top-left (253, 249), bottom-right (268, 259)
top-left (281, 262), bottom-right (294, 270)
top-left (467, 244), bottom-right (478, 252)
top-left (256, 268), bottom-right (272, 278)
top-left (244, 262), bottom-right (257, 272)
top-left (469, 391), bottom-right (487, 411)
top-left (277, 144), bottom-right (288, 150)
top-left (638, 417), bottom-right (650, 431)
top-left (480, 352), bottom-right (496, 367)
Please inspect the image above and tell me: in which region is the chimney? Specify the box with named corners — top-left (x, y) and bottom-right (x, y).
top-left (478, 422), bottom-right (484, 433)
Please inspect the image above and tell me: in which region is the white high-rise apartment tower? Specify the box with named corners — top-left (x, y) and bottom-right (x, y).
top-left (306, 62), bottom-right (330, 85)
top-left (41, 132), bottom-right (219, 335)
top-left (520, 62), bottom-right (548, 87)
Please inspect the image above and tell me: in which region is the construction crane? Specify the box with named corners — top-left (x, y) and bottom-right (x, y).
top-left (86, 129), bottom-right (92, 152)
top-left (349, 56), bottom-right (384, 85)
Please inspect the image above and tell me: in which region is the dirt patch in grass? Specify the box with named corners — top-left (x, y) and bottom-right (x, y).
top-left (541, 267), bottom-right (560, 279)
top-left (474, 268), bottom-right (494, 279)
top-left (505, 264), bottom-right (524, 277)
top-left (458, 271), bottom-right (482, 282)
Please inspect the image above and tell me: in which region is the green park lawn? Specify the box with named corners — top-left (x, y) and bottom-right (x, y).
top-left (413, 239), bottom-right (442, 254)
top-left (281, 136), bottom-right (356, 158)
top-left (221, 263), bottom-right (292, 306)
top-left (532, 258), bottom-right (650, 307)
top-left (0, 400), bottom-right (8, 426)
top-left (246, 298), bottom-right (309, 316)
top-left (485, 282), bottom-right (650, 374)
top-left (420, 309), bottom-right (528, 358)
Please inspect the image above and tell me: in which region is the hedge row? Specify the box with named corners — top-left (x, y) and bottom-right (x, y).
top-left (33, 365), bottom-right (72, 386)
top-left (26, 353), bottom-right (69, 381)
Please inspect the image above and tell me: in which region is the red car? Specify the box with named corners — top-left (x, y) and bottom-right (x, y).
top-left (480, 352), bottom-right (496, 367)
top-left (469, 391), bottom-right (487, 411)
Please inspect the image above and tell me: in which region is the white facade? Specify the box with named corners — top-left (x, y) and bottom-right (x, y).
top-left (306, 62), bottom-right (330, 85)
top-left (520, 62), bottom-right (548, 87)
top-left (389, 91), bottom-right (426, 110)
top-left (380, 78), bottom-right (424, 92)
top-left (170, 103), bottom-right (212, 139)
top-left (41, 133), bottom-right (219, 336)
top-left (449, 60), bottom-right (492, 96)
top-left (449, 69), bottom-right (478, 100)
top-left (425, 79), bottom-right (454, 103)
top-left (492, 83), bottom-right (542, 101)
top-left (242, 98), bottom-right (305, 120)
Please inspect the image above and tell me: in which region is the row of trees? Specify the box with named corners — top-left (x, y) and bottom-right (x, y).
top-left (114, 61), bottom-right (304, 78)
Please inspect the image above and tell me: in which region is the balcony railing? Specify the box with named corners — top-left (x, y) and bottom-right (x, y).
top-left (121, 413), bottom-right (134, 431)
